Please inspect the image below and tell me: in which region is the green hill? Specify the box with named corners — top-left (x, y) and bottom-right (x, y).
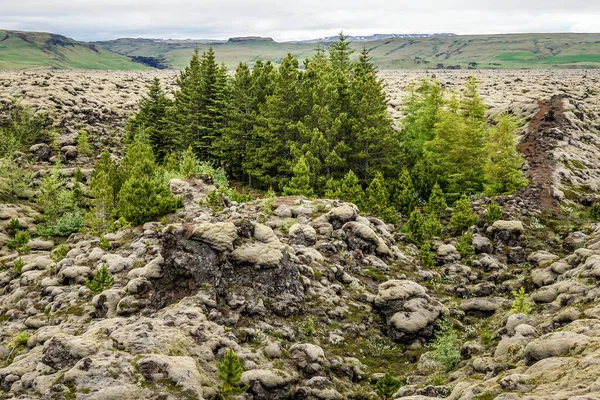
top-left (0, 30), bottom-right (148, 70)
top-left (94, 33), bottom-right (600, 70)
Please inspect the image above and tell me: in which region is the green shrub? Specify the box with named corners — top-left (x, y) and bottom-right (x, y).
top-left (6, 219), bottom-right (22, 236)
top-left (73, 167), bottom-right (85, 183)
top-left (86, 264), bottom-right (113, 294)
top-left (375, 369), bottom-right (403, 400)
top-left (37, 210), bottom-right (86, 238)
top-left (7, 230), bottom-right (30, 250)
top-left (420, 241), bottom-right (436, 268)
top-left (0, 157), bottom-right (34, 201)
top-left (77, 129), bottom-right (92, 157)
top-left (449, 195), bottom-right (477, 234)
top-left (456, 232), bottom-right (474, 258)
top-left (51, 244), bottom-right (69, 262)
top-left (423, 212), bottom-right (443, 238)
top-left (99, 237), bottom-right (111, 252)
top-left (511, 287), bottom-right (532, 314)
top-left (406, 210), bottom-right (425, 245)
top-left (13, 258), bottom-right (24, 275)
top-left (590, 204), bottom-right (600, 221)
top-left (430, 319), bottom-right (462, 371)
top-left (218, 348), bottom-right (249, 397)
top-left (485, 202), bottom-right (503, 224)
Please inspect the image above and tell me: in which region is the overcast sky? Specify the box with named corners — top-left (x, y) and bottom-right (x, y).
top-left (2, 0), bottom-right (599, 41)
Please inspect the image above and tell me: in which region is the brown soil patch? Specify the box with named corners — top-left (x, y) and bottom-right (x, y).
top-left (518, 95), bottom-right (565, 211)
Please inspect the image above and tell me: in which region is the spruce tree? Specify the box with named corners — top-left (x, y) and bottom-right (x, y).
top-left (425, 182), bottom-right (447, 216)
top-left (283, 156), bottom-right (314, 197)
top-left (77, 129), bottom-right (92, 157)
top-left (340, 170), bottom-right (364, 207)
top-left (375, 369), bottom-right (402, 400)
top-left (329, 31), bottom-right (354, 73)
top-left (218, 349), bottom-right (249, 396)
top-left (484, 113), bottom-right (528, 195)
top-left (406, 209), bottom-right (426, 245)
top-left (449, 195), bottom-right (478, 234)
top-left (180, 146), bottom-right (199, 178)
top-left (392, 168), bottom-right (416, 216)
top-left (117, 139), bottom-right (180, 225)
top-left (126, 77), bottom-right (173, 162)
top-left (364, 173), bottom-right (396, 222)
top-left (423, 212), bottom-right (443, 238)
top-left (349, 48), bottom-right (399, 181)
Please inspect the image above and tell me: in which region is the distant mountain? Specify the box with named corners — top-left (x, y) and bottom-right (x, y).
top-left (292, 33), bottom-right (456, 44)
top-left (94, 33), bottom-right (600, 70)
top-left (0, 30), bottom-right (148, 70)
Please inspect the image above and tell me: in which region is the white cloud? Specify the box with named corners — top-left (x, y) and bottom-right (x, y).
top-left (1, 0), bottom-right (599, 41)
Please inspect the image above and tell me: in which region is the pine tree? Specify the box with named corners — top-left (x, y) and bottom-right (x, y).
top-left (169, 49), bottom-right (202, 152)
top-left (406, 209), bottom-right (426, 245)
top-left (339, 170), bottom-right (364, 207)
top-left (348, 49), bottom-right (399, 181)
top-left (449, 195), bottom-right (478, 234)
top-left (245, 54), bottom-right (301, 189)
top-left (283, 156), bottom-right (314, 197)
top-left (126, 77), bottom-right (173, 162)
top-left (375, 369), bottom-right (402, 400)
top-left (86, 264), bottom-right (113, 294)
top-left (77, 129), bottom-right (92, 157)
top-left (425, 182), bottom-right (447, 216)
top-left (180, 146), bottom-right (199, 178)
top-left (329, 31), bottom-right (354, 73)
top-left (423, 212), bottom-right (443, 238)
top-left (420, 241), bottom-right (436, 268)
top-left (484, 113), bottom-right (528, 195)
top-left (38, 160), bottom-right (75, 224)
top-left (391, 168), bottom-right (416, 216)
top-left (324, 178), bottom-right (343, 200)
top-left (218, 349), bottom-right (249, 397)
top-left (117, 139), bottom-right (180, 225)
top-left (424, 77), bottom-right (489, 197)
top-left (364, 173), bottom-right (396, 222)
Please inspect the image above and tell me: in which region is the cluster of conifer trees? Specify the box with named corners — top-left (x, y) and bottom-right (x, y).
top-left (122, 33), bottom-right (526, 222)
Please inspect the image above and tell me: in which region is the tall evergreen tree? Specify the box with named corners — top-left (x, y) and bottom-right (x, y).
top-left (364, 172), bottom-right (396, 222)
top-left (348, 49), bottom-right (399, 181)
top-left (329, 31), bottom-right (354, 73)
top-left (425, 182), bottom-right (447, 215)
top-left (283, 156), bottom-right (314, 197)
top-left (117, 139), bottom-right (179, 225)
top-left (391, 168), bottom-right (416, 216)
top-left (126, 77), bottom-right (173, 162)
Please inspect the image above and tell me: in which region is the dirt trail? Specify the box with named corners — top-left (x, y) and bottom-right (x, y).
top-left (518, 95), bottom-right (565, 211)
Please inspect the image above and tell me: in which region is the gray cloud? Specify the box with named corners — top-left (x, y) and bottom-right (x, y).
top-left (1, 0), bottom-right (599, 41)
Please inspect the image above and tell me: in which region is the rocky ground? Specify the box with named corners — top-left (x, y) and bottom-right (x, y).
top-left (0, 69), bottom-right (600, 399)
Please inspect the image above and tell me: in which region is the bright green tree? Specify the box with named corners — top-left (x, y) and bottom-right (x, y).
top-left (77, 129), bottom-right (92, 157)
top-left (117, 139), bottom-right (180, 225)
top-left (283, 156), bottom-right (314, 197)
top-left (449, 195), bottom-right (478, 234)
top-left (406, 209), bottom-right (426, 245)
top-left (375, 369), bottom-right (403, 400)
top-left (218, 349), bottom-right (249, 397)
top-left (484, 113), bottom-right (528, 195)
top-left (391, 168), bottom-right (416, 216)
top-left (425, 182), bottom-right (447, 216)
top-left (364, 173), bottom-right (396, 222)
top-left (0, 157), bottom-right (33, 201)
